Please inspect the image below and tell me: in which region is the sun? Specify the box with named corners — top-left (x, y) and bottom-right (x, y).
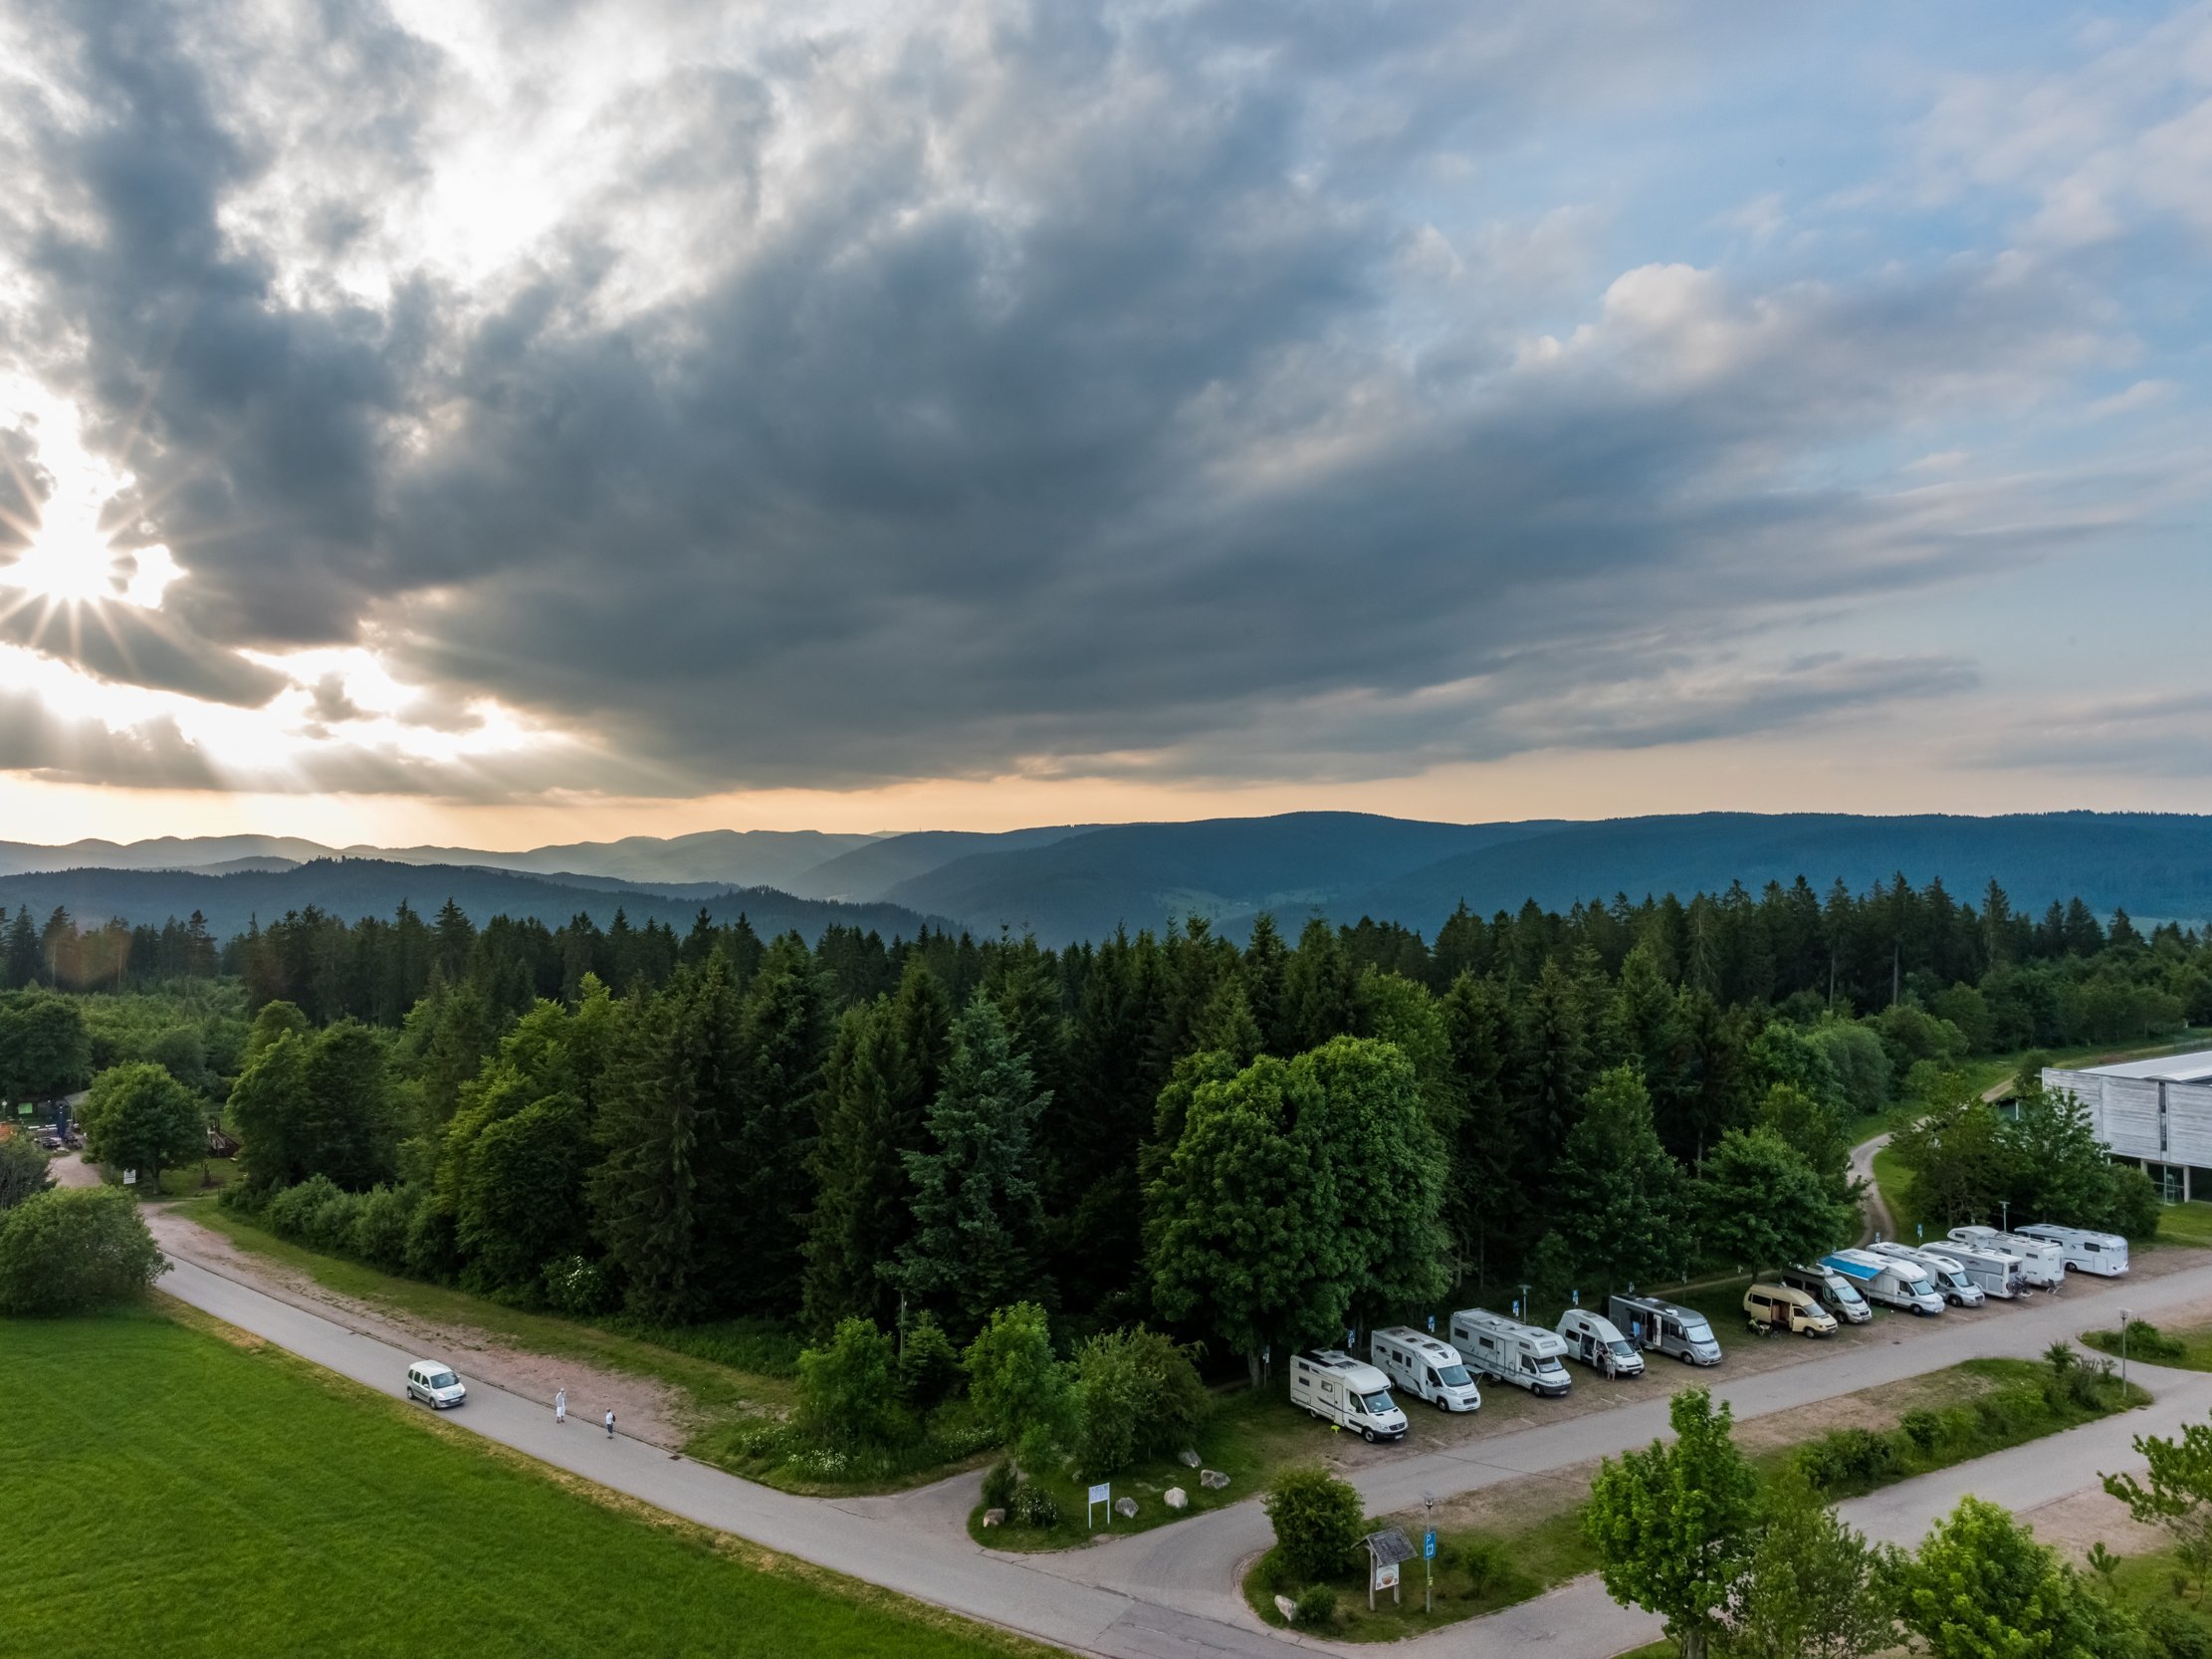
top-left (0, 383), bottom-right (179, 613)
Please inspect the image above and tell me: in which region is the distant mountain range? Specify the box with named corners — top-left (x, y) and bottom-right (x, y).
top-left (2, 810), bottom-right (2208, 946)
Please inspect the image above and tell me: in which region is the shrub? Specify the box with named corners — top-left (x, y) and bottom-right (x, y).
top-left (963, 1303), bottom-right (1066, 1447)
top-left (795, 1317), bottom-right (913, 1452)
top-left (2142, 1603), bottom-right (2211, 1659)
top-left (0, 1132), bottom-right (54, 1212)
top-left (898, 1311), bottom-right (963, 1411)
top-left (2125, 1319), bottom-right (2187, 1362)
top-left (1070, 1324), bottom-right (1208, 1476)
top-left (1899, 1408), bottom-right (1944, 1455)
top-left (266, 1174), bottom-right (343, 1242)
top-left (1453, 1538), bottom-right (1508, 1595)
top-left (303, 1185), bottom-right (363, 1253)
top-left (1264, 1465), bottom-right (1365, 1583)
top-left (1794, 1426), bottom-right (1900, 1496)
top-left (0, 1187), bottom-right (167, 1313)
top-left (2106, 1164), bottom-right (2163, 1239)
top-left (402, 1198), bottom-right (459, 1280)
top-left (542, 1253), bottom-right (615, 1315)
top-left (1292, 1584), bottom-right (1336, 1627)
top-left (216, 1180), bottom-right (267, 1217)
top-left (981, 1458), bottom-right (1017, 1514)
top-left (1012, 1481), bottom-right (1060, 1528)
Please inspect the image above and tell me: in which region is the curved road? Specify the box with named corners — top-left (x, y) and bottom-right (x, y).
top-left (151, 1235), bottom-right (2212, 1659)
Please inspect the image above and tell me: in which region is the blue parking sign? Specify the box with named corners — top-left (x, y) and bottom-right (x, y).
top-left (1424, 1529), bottom-right (1437, 1559)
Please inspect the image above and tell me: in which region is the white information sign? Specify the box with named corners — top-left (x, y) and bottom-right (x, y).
top-left (1087, 1482), bottom-right (1111, 1529)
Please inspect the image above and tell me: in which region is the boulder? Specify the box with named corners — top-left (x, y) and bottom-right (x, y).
top-left (1164, 1486), bottom-right (1189, 1511)
top-left (1178, 1448), bottom-right (1202, 1468)
top-left (1200, 1469), bottom-right (1229, 1490)
top-left (982, 1508), bottom-right (1006, 1528)
top-left (1115, 1496), bottom-right (1139, 1519)
top-left (1274, 1594), bottom-right (1298, 1623)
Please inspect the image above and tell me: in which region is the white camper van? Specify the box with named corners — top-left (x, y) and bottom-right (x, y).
top-left (1289, 1350), bottom-right (1409, 1442)
top-left (1368, 1326), bottom-right (1482, 1412)
top-left (1947, 1226), bottom-right (2065, 1290)
top-left (1608, 1295), bottom-right (1723, 1366)
top-left (1556, 1308), bottom-right (1646, 1377)
top-left (1873, 1243), bottom-right (1985, 1307)
top-left (1448, 1308), bottom-right (1573, 1396)
top-left (1779, 1262), bottom-right (1873, 1324)
top-left (2016, 1224), bottom-right (2131, 1278)
top-left (1823, 1248), bottom-right (1943, 1315)
top-left (1923, 1238), bottom-right (2023, 1300)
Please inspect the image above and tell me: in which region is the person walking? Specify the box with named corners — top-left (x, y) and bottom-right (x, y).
top-left (604, 1408), bottom-right (616, 1440)
top-left (554, 1387), bottom-right (566, 1426)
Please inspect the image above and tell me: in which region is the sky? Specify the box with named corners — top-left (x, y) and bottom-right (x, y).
top-left (0, 1), bottom-right (2207, 848)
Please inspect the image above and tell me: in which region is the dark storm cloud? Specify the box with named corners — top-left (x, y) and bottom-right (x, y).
top-left (0, 1), bottom-right (2188, 796)
top-left (0, 686), bottom-right (218, 788)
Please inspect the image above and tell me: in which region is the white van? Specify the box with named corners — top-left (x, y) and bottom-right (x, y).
top-left (1873, 1243), bottom-right (1985, 1307)
top-left (1823, 1248), bottom-right (1943, 1315)
top-left (2016, 1223), bottom-right (2131, 1278)
top-left (1922, 1238), bottom-right (2023, 1300)
top-left (1556, 1308), bottom-right (1646, 1377)
top-left (404, 1359), bottom-right (468, 1409)
top-left (1947, 1226), bottom-right (2065, 1290)
top-left (1368, 1327), bottom-right (1481, 1412)
top-left (1289, 1349), bottom-right (1409, 1442)
top-left (1608, 1294), bottom-right (1723, 1366)
top-left (1448, 1308), bottom-right (1572, 1396)
top-left (1779, 1262), bottom-right (1873, 1324)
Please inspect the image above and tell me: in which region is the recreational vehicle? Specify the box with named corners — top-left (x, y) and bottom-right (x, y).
top-left (1368, 1326), bottom-right (1482, 1412)
top-left (1743, 1283), bottom-right (1838, 1336)
top-left (1448, 1308), bottom-right (1573, 1396)
top-left (1607, 1294), bottom-right (1723, 1366)
top-left (1947, 1226), bottom-right (2065, 1290)
top-left (2016, 1224), bottom-right (2131, 1278)
top-left (1556, 1308), bottom-right (1646, 1376)
top-left (1288, 1350), bottom-right (1409, 1442)
top-left (1872, 1243), bottom-right (1985, 1306)
top-left (1920, 1238), bottom-right (2023, 1300)
top-left (1778, 1262), bottom-right (1873, 1324)
top-left (1822, 1248), bottom-right (1943, 1315)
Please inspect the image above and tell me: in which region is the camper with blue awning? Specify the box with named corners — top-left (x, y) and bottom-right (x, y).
top-left (1821, 1247), bottom-right (1943, 1316)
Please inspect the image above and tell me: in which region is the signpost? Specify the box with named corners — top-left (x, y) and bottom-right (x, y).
top-left (1363, 1528), bottom-right (1416, 1611)
top-left (1087, 1482), bottom-right (1111, 1530)
top-left (121, 1169), bottom-right (137, 1186)
top-left (1423, 1490), bottom-right (1437, 1613)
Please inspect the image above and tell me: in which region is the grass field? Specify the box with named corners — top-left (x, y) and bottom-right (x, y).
top-left (0, 1301), bottom-right (1053, 1659)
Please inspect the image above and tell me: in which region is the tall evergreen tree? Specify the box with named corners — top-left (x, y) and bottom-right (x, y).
top-left (1549, 1065), bottom-right (1685, 1292)
top-left (731, 935), bottom-right (830, 1312)
top-left (802, 1000), bottom-right (913, 1330)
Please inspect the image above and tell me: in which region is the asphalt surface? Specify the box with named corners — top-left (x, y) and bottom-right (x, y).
top-left (153, 1245), bottom-right (2212, 1659)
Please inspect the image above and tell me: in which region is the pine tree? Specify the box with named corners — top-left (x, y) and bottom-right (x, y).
top-left (802, 1000), bottom-right (913, 1330)
top-left (1552, 1065), bottom-right (1684, 1291)
top-left (732, 935), bottom-right (829, 1312)
top-left (893, 992), bottom-right (1051, 1335)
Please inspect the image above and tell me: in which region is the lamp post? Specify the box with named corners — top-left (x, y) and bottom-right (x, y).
top-left (2120, 1308), bottom-right (2132, 1392)
top-left (1423, 1492), bottom-right (1435, 1614)
top-left (2000, 1199), bottom-right (2010, 1232)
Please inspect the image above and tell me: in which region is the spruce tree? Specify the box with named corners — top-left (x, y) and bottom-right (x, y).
top-left (802, 1000), bottom-right (913, 1330)
top-left (732, 935), bottom-right (829, 1312)
top-left (1552, 1064), bottom-right (1684, 1292)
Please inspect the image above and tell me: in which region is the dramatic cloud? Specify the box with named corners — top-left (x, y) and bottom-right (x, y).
top-left (0, 0), bottom-right (2205, 808)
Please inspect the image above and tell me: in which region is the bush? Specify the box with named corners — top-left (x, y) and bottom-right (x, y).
top-left (0, 1132), bottom-right (54, 1211)
top-left (1264, 1465), bottom-right (1365, 1583)
top-left (0, 1187), bottom-right (167, 1313)
top-left (542, 1253), bottom-right (615, 1316)
top-left (963, 1303), bottom-right (1066, 1447)
top-left (2107, 1164), bottom-right (2163, 1239)
top-left (1070, 1324), bottom-right (1208, 1476)
top-left (795, 1317), bottom-right (913, 1452)
top-left (1291, 1583), bottom-right (1336, 1627)
top-left (2124, 1319), bottom-right (2187, 1362)
top-left (981, 1458), bottom-right (1017, 1514)
top-left (1794, 1426), bottom-right (1900, 1496)
top-left (1899, 1408), bottom-right (1944, 1455)
top-left (1453, 1538), bottom-right (1507, 1594)
top-left (303, 1185), bottom-right (363, 1253)
top-left (266, 1174), bottom-right (344, 1242)
top-left (898, 1311), bottom-right (963, 1411)
top-left (348, 1184), bottom-right (415, 1272)
top-left (1012, 1481), bottom-right (1060, 1528)
top-left (2142, 1603), bottom-right (2212, 1659)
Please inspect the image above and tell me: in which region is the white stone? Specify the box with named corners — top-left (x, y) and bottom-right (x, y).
top-left (1164, 1486), bottom-right (1189, 1511)
top-left (1200, 1469), bottom-right (1229, 1490)
top-left (982, 1508), bottom-right (1005, 1528)
top-left (1114, 1496), bottom-right (1139, 1519)
top-left (1178, 1448), bottom-right (1202, 1467)
top-left (1274, 1595), bottom-right (1298, 1622)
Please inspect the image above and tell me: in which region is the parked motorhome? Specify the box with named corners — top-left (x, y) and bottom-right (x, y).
top-left (2016, 1224), bottom-right (2131, 1278)
top-left (1368, 1326), bottom-right (1481, 1412)
top-left (1289, 1350), bottom-right (1409, 1442)
top-left (1921, 1238), bottom-right (2023, 1300)
top-left (1556, 1308), bottom-right (1646, 1377)
top-left (1608, 1294), bottom-right (1723, 1365)
top-left (1873, 1243), bottom-right (1985, 1307)
top-left (1744, 1283), bottom-right (1838, 1336)
top-left (1448, 1309), bottom-right (1573, 1396)
top-left (1822, 1247), bottom-right (1943, 1314)
top-left (1947, 1226), bottom-right (2065, 1290)
top-left (1779, 1262), bottom-right (1873, 1324)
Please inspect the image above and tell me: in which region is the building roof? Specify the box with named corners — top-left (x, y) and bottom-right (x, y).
top-left (2063, 1049), bottom-right (2212, 1083)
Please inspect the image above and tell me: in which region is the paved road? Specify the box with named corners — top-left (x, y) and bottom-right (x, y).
top-left (154, 1242), bottom-right (2212, 1659)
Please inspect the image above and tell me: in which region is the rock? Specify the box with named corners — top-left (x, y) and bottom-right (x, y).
top-left (1274, 1594), bottom-right (1298, 1623)
top-left (1178, 1448), bottom-right (1202, 1468)
top-left (982, 1508), bottom-right (1006, 1528)
top-left (1115, 1496), bottom-right (1139, 1519)
top-left (1164, 1487), bottom-right (1189, 1511)
top-left (1200, 1469), bottom-right (1229, 1490)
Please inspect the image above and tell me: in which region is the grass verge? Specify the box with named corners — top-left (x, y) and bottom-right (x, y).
top-left (0, 1299), bottom-right (1061, 1659)
top-left (2086, 1314), bottom-right (2212, 1371)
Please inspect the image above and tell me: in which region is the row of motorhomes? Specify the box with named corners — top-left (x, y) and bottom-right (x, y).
top-left (1287, 1223), bottom-right (2128, 1442)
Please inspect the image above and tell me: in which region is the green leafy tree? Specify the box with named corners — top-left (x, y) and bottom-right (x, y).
top-left (1552, 1064), bottom-right (1684, 1290)
top-left (1756, 1081), bottom-right (1854, 1189)
top-left (1696, 1127), bottom-right (1856, 1273)
top-left (1069, 1325), bottom-right (1207, 1477)
top-left (243, 1000), bottom-right (310, 1063)
top-left (896, 1310), bottom-right (962, 1411)
top-left (962, 1302), bottom-right (1065, 1454)
top-left (794, 1316), bottom-right (910, 1451)
top-left (80, 1062), bottom-right (204, 1191)
top-left (1264, 1465), bottom-right (1366, 1584)
top-left (0, 1186), bottom-right (167, 1313)
top-left (0, 1131), bottom-right (54, 1210)
top-left (2104, 1415), bottom-right (2212, 1593)
top-left (1717, 1468), bottom-right (1893, 1659)
top-left (1889, 1080), bottom-right (2015, 1229)
top-left (1884, 1495), bottom-right (2141, 1659)
top-left (457, 1092), bottom-right (591, 1288)
top-left (0, 991), bottom-right (91, 1102)
top-left (1587, 1387), bottom-right (1759, 1659)
top-left (893, 994), bottom-right (1049, 1334)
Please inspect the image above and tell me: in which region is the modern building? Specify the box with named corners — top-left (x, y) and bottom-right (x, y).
top-left (2043, 1050), bottom-right (2212, 1200)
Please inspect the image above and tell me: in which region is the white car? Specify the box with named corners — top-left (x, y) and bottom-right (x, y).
top-left (405, 1359), bottom-right (468, 1409)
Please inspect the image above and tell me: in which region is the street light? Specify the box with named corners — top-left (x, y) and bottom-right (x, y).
top-left (1423, 1491), bottom-right (1436, 1614)
top-left (2120, 1308), bottom-right (2132, 1393)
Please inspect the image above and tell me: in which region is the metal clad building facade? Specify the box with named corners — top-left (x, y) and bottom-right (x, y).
top-left (2044, 1050), bottom-right (2212, 1200)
